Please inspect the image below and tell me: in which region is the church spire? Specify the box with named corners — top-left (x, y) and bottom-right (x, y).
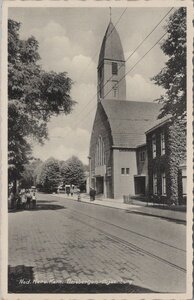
top-left (109, 7), bottom-right (112, 22)
top-left (97, 19), bottom-right (126, 101)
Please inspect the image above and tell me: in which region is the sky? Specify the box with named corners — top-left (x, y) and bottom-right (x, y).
top-left (9, 6), bottom-right (172, 164)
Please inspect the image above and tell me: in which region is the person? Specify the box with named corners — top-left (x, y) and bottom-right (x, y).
top-left (66, 186), bottom-right (70, 196)
top-left (16, 191), bottom-right (22, 209)
top-left (32, 191), bottom-right (36, 209)
top-left (89, 188), bottom-right (96, 201)
top-left (21, 191), bottom-right (26, 209)
top-left (9, 191), bottom-right (15, 209)
top-left (77, 189), bottom-right (81, 201)
top-left (70, 186), bottom-right (74, 197)
top-left (93, 188), bottom-right (96, 201)
top-left (25, 189), bottom-right (32, 209)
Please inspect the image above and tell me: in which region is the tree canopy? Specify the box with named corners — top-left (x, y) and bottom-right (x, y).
top-left (36, 158), bottom-right (62, 193)
top-left (152, 8), bottom-right (186, 120)
top-left (8, 19), bottom-right (76, 185)
top-left (20, 159), bottom-right (42, 189)
top-left (60, 156), bottom-right (86, 188)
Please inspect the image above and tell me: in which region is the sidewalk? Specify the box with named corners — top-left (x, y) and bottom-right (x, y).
top-left (53, 193), bottom-right (186, 223)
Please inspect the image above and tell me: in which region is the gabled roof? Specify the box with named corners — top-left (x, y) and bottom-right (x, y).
top-left (101, 99), bottom-right (163, 148)
top-left (98, 21), bottom-right (125, 67)
top-left (145, 117), bottom-right (171, 134)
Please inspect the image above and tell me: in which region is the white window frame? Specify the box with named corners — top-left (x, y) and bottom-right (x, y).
top-left (162, 172), bottom-right (166, 195)
top-left (153, 173), bottom-right (157, 195)
top-left (161, 132), bottom-right (165, 155)
top-left (152, 135), bottom-right (156, 158)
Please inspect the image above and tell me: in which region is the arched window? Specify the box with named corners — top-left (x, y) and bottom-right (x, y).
top-left (95, 136), bottom-right (105, 166)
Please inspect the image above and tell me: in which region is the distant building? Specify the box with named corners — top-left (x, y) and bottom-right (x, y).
top-left (89, 21), bottom-right (162, 199)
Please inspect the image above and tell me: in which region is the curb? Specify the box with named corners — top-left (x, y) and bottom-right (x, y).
top-left (52, 194), bottom-right (186, 223)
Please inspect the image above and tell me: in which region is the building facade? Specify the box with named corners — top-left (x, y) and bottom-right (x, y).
top-left (146, 119), bottom-right (186, 205)
top-left (89, 20), bottom-right (186, 203)
top-left (89, 21), bottom-right (163, 199)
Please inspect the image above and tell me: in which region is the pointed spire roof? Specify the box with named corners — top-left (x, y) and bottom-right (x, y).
top-left (98, 21), bottom-right (125, 67)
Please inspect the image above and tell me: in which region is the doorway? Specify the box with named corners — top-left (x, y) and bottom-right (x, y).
top-left (96, 177), bottom-right (104, 195)
top-left (134, 176), bottom-right (146, 195)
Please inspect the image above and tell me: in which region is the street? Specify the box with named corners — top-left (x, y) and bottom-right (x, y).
top-left (8, 193), bottom-right (186, 293)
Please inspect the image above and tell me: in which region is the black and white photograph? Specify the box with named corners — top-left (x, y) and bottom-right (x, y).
top-left (1, 0), bottom-right (193, 299)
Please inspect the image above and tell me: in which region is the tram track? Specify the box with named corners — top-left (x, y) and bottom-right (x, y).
top-left (52, 197), bottom-right (185, 253)
top-left (75, 205), bottom-right (185, 252)
top-left (52, 203), bottom-right (186, 274)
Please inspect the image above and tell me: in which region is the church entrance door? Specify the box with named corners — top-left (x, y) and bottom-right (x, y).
top-left (134, 176), bottom-right (146, 195)
top-left (96, 177), bottom-right (104, 195)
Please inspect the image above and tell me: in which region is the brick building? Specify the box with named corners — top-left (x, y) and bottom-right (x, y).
top-left (146, 119), bottom-right (186, 205)
top-left (89, 21), bottom-right (163, 199)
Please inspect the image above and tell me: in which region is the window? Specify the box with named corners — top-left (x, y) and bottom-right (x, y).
top-left (162, 172), bottom-right (166, 195)
top-left (121, 168), bottom-right (130, 175)
top-left (182, 176), bottom-right (187, 195)
top-left (112, 81), bottom-right (118, 98)
top-left (98, 67), bottom-right (103, 98)
top-left (95, 136), bottom-right (105, 167)
top-left (152, 135), bottom-right (156, 158)
top-left (112, 62), bottom-right (118, 75)
top-left (161, 132), bottom-right (165, 155)
top-left (153, 173), bottom-right (157, 195)
top-left (140, 151), bottom-right (145, 161)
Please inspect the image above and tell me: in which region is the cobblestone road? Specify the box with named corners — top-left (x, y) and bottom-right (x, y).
top-left (8, 193), bottom-right (186, 293)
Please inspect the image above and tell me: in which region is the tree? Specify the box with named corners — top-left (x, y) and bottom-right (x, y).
top-left (60, 156), bottom-right (85, 188)
top-left (152, 8), bottom-right (186, 120)
top-left (8, 19), bottom-right (76, 189)
top-left (20, 159), bottom-right (42, 189)
top-left (37, 158), bottom-right (62, 193)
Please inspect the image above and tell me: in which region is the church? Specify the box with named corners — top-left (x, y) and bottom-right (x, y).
top-left (89, 20), bottom-right (186, 202)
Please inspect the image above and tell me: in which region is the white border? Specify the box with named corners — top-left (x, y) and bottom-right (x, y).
top-left (1, 1), bottom-right (193, 299)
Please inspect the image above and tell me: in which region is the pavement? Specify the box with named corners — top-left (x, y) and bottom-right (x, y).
top-left (53, 193), bottom-right (186, 223)
top-left (8, 193), bottom-right (186, 293)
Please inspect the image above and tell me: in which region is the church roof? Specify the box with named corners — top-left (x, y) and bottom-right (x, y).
top-left (101, 99), bottom-right (163, 148)
top-left (98, 21), bottom-right (125, 67)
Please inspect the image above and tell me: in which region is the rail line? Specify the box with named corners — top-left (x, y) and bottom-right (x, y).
top-left (52, 202), bottom-right (186, 274)
top-left (70, 213), bottom-right (186, 274)
top-left (72, 205), bottom-right (186, 252)
top-left (52, 196), bottom-right (186, 253)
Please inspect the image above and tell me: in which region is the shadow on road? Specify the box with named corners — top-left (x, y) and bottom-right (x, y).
top-left (126, 210), bottom-right (186, 225)
top-left (8, 203), bottom-right (66, 213)
top-left (8, 265), bottom-right (157, 294)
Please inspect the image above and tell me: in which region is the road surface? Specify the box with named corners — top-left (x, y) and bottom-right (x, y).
top-left (8, 193), bottom-right (186, 293)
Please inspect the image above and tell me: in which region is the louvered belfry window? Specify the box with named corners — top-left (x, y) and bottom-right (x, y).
top-left (112, 62), bottom-right (118, 75)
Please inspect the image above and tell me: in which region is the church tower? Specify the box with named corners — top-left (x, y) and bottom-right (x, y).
top-left (97, 21), bottom-right (126, 101)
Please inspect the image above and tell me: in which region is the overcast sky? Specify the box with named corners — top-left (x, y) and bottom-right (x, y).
top-left (9, 6), bottom-right (172, 164)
